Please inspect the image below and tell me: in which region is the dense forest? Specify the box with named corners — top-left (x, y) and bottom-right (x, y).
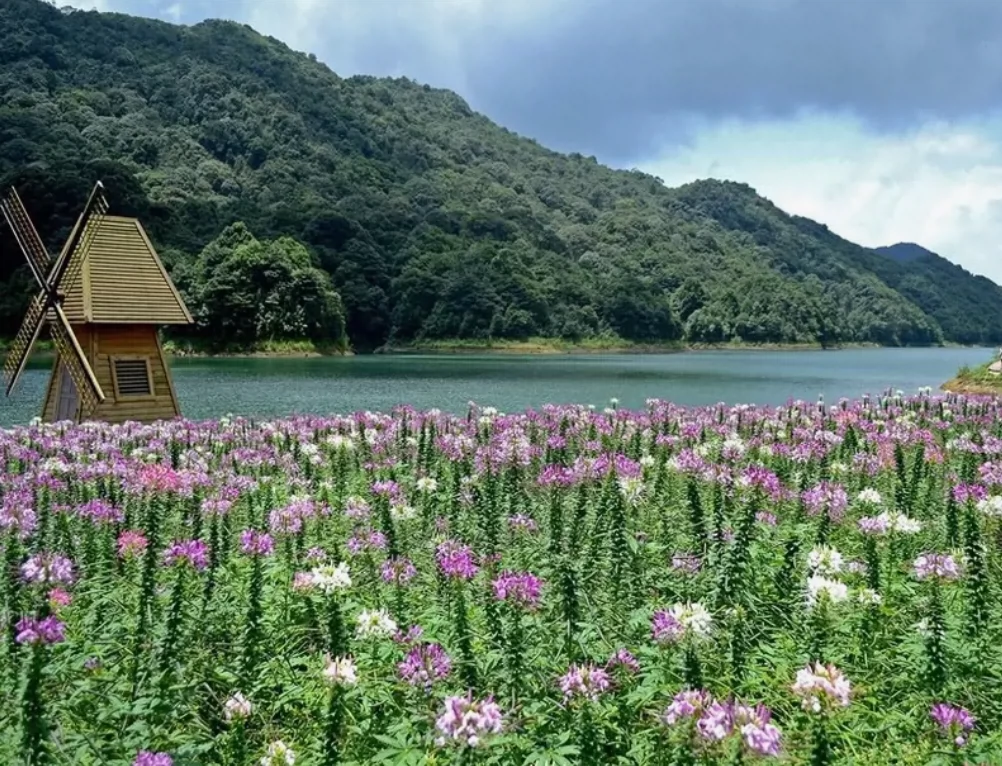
top-left (1, 0), bottom-right (1001, 351)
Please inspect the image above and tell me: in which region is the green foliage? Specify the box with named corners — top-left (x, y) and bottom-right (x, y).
top-left (173, 223), bottom-right (348, 351)
top-left (0, 0), bottom-right (1000, 351)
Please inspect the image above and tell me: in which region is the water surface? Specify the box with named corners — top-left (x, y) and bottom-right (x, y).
top-left (0, 347), bottom-right (990, 426)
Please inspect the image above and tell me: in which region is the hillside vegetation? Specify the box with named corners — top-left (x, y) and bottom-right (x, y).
top-left (1, 0), bottom-right (1001, 351)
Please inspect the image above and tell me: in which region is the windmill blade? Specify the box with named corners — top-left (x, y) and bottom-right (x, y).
top-left (2, 290), bottom-right (47, 397)
top-left (48, 181), bottom-right (108, 294)
top-left (0, 188), bottom-right (51, 288)
top-left (48, 305), bottom-right (105, 416)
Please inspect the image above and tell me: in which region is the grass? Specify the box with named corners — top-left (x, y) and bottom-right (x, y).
top-left (941, 358), bottom-right (1002, 394)
top-left (162, 338), bottom-right (351, 357)
top-left (377, 336), bottom-right (885, 355)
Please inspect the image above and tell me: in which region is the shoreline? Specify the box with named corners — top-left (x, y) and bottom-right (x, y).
top-left (940, 359), bottom-right (1002, 395)
top-left (1, 339), bottom-right (987, 361)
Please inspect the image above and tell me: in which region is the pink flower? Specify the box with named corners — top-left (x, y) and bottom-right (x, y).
top-left (132, 751), bottom-right (173, 766)
top-left (117, 530), bottom-right (148, 558)
top-left (48, 588), bottom-right (72, 609)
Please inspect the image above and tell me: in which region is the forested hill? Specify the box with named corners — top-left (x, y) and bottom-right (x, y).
top-left (2, 0), bottom-right (1001, 350)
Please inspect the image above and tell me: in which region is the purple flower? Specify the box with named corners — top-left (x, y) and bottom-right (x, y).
top-left (76, 499), bottom-right (124, 524)
top-left (435, 693), bottom-right (503, 748)
top-left (930, 703), bottom-right (976, 747)
top-left (913, 553), bottom-right (962, 581)
top-left (651, 609), bottom-right (684, 644)
top-left (671, 552), bottom-right (702, 574)
top-left (491, 570), bottom-right (543, 609)
top-left (381, 557), bottom-right (417, 585)
top-left (163, 539), bottom-right (209, 571)
top-left (606, 648), bottom-right (640, 675)
top-left (21, 552), bottom-right (75, 586)
top-left (398, 643), bottom-right (452, 689)
top-left (132, 752), bottom-right (173, 766)
top-left (15, 615), bottom-right (66, 645)
top-left (559, 663), bottom-right (612, 703)
top-left (507, 514), bottom-right (538, 533)
top-left (663, 689), bottom-right (712, 725)
top-left (435, 540), bottom-right (479, 580)
top-left (239, 529), bottom-right (275, 557)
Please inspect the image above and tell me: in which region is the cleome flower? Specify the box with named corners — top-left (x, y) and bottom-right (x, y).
top-left (652, 601), bottom-right (713, 644)
top-left (323, 655), bottom-right (358, 687)
top-left (355, 608), bottom-right (398, 639)
top-left (791, 663), bottom-right (852, 713)
top-left (308, 562), bottom-right (352, 593)
top-left (434, 693), bottom-right (503, 748)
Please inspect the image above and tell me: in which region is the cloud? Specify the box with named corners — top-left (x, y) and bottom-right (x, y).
top-left (462, 0), bottom-right (1002, 161)
top-left (643, 113), bottom-right (1002, 281)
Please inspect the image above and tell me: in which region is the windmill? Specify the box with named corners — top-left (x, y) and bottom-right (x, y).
top-left (1, 181), bottom-right (193, 424)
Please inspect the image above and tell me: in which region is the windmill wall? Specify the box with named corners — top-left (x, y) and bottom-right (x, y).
top-left (41, 324), bottom-right (182, 425)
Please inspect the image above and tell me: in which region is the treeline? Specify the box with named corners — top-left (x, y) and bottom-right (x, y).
top-left (1, 0), bottom-right (1001, 351)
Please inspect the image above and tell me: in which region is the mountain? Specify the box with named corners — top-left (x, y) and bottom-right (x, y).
top-left (1, 0), bottom-right (1000, 350)
top-left (871, 243), bottom-right (1002, 345)
top-left (876, 243), bottom-right (932, 263)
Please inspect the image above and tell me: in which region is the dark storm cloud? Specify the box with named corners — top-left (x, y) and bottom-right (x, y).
top-left (460, 0), bottom-right (1002, 161)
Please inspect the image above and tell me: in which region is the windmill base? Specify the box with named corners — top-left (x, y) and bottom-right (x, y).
top-left (41, 324), bottom-right (183, 425)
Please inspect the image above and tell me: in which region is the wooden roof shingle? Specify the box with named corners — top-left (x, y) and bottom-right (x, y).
top-left (59, 216), bottom-right (193, 326)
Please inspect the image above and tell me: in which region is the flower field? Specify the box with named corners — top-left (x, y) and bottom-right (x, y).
top-left (3, 393), bottom-right (1002, 764)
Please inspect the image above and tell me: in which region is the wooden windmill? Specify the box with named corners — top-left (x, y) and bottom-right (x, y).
top-left (1, 181), bottom-right (193, 424)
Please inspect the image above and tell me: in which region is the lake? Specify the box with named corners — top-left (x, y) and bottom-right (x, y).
top-left (0, 346), bottom-right (993, 427)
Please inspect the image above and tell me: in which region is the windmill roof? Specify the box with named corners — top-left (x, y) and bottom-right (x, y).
top-left (59, 216), bottom-right (193, 325)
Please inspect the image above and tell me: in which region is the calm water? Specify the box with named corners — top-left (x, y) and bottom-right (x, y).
top-left (0, 347), bottom-right (992, 427)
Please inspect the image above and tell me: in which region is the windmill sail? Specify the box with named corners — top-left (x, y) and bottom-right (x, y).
top-left (49, 306), bottom-right (103, 417)
top-left (1, 181), bottom-right (108, 407)
top-left (2, 292), bottom-right (47, 396)
top-left (0, 188), bottom-right (51, 285)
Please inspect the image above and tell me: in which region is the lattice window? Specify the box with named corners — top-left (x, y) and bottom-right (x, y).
top-left (112, 357), bottom-right (153, 398)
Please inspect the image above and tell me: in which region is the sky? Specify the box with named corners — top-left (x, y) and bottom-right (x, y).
top-left (65, 0), bottom-right (1002, 282)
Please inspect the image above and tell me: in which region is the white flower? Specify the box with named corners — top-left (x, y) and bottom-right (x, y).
top-left (977, 496), bottom-right (1002, 517)
top-left (856, 488), bottom-right (883, 506)
top-left (721, 435), bottom-right (746, 456)
top-left (416, 476), bottom-right (439, 493)
top-left (617, 476), bottom-right (645, 505)
top-left (856, 588), bottom-right (882, 605)
top-left (890, 514), bottom-right (922, 534)
top-left (670, 601), bottom-right (714, 639)
top-left (355, 608), bottom-right (397, 639)
top-left (806, 575), bottom-right (849, 607)
top-left (261, 740), bottom-right (296, 766)
top-left (310, 562), bottom-right (352, 593)
top-left (323, 656), bottom-right (358, 687)
top-left (390, 504), bottom-right (417, 521)
top-left (326, 434), bottom-right (355, 451)
top-left (639, 454), bottom-right (656, 468)
top-left (223, 692), bottom-right (253, 721)
top-left (807, 546), bottom-right (844, 577)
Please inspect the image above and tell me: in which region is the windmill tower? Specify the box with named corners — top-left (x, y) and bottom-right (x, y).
top-left (1, 181), bottom-right (193, 425)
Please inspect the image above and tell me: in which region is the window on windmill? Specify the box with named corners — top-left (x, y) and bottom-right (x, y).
top-left (113, 358), bottom-right (153, 397)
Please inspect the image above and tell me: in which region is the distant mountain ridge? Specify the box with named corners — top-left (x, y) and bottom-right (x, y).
top-left (876, 243), bottom-right (936, 263)
top-left (1, 0), bottom-right (1001, 349)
